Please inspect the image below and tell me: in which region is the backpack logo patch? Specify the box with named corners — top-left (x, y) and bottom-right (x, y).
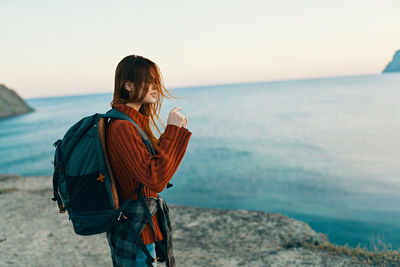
top-left (96, 172), bottom-right (106, 183)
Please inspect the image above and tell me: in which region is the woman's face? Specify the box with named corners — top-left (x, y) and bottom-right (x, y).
top-left (141, 83), bottom-right (159, 104)
top-left (125, 81), bottom-right (158, 105)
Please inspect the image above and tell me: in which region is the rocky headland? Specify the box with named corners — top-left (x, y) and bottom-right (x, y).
top-left (0, 175), bottom-right (399, 266)
top-left (0, 84), bottom-right (33, 119)
top-left (383, 50), bottom-right (400, 73)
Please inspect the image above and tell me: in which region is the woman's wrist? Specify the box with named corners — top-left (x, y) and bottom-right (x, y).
top-left (162, 124), bottom-right (191, 141)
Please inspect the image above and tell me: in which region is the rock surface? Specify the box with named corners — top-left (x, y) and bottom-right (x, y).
top-left (383, 50), bottom-right (400, 73)
top-left (0, 175), bottom-right (393, 266)
top-left (0, 84), bottom-right (33, 119)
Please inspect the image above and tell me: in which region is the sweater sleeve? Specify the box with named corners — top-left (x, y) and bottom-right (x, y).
top-left (108, 121), bottom-right (192, 193)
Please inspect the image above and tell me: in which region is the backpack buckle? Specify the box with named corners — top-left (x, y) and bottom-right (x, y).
top-left (117, 211), bottom-right (123, 221)
top-left (58, 204), bottom-right (66, 213)
top-left (117, 211), bottom-right (128, 221)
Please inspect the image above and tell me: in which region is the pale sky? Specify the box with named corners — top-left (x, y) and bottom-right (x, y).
top-left (1, 0), bottom-right (399, 98)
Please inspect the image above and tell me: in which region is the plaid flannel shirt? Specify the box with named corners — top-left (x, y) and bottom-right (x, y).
top-left (106, 196), bottom-right (175, 267)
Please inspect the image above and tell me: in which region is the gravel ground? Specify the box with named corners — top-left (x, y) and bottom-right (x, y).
top-left (0, 175), bottom-right (376, 266)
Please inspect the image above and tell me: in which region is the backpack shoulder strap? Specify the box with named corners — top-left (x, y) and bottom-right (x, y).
top-left (103, 108), bottom-right (156, 156)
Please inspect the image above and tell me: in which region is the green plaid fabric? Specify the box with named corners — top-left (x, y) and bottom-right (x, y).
top-left (106, 196), bottom-right (175, 267)
top-left (154, 196), bottom-right (175, 267)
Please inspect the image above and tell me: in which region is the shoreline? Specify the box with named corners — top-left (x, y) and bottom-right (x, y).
top-left (1, 174), bottom-right (399, 266)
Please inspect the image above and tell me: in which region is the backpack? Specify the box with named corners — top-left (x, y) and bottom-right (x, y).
top-left (51, 108), bottom-right (172, 235)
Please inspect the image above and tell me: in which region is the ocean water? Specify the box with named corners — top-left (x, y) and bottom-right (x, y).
top-left (1, 73), bottom-right (400, 251)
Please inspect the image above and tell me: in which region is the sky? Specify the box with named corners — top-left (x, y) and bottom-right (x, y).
top-left (1, 0), bottom-right (399, 99)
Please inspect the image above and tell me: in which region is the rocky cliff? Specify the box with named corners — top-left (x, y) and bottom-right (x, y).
top-left (1, 175), bottom-right (399, 266)
top-left (383, 50), bottom-right (400, 73)
top-left (0, 84), bottom-right (34, 119)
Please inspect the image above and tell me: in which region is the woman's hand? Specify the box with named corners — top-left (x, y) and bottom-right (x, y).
top-left (167, 107), bottom-right (188, 128)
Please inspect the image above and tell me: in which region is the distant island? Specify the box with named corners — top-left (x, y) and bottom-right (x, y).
top-left (383, 49), bottom-right (400, 73)
top-left (0, 83), bottom-right (34, 119)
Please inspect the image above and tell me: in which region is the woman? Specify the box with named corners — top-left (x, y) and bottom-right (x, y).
top-left (105, 55), bottom-right (192, 267)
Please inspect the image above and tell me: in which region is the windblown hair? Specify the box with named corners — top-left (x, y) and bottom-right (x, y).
top-left (111, 55), bottom-right (177, 151)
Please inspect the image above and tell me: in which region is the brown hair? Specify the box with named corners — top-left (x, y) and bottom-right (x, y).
top-left (111, 55), bottom-right (178, 151)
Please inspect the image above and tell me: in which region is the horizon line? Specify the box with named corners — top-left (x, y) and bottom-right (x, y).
top-left (25, 71), bottom-right (383, 100)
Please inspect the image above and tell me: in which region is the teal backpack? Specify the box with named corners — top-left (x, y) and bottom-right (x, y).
top-left (51, 108), bottom-right (172, 262)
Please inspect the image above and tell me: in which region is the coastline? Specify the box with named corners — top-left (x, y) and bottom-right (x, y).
top-left (0, 174), bottom-right (398, 266)
top-left (0, 84), bottom-right (34, 119)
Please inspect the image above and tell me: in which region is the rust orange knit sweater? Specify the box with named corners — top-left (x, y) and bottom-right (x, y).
top-left (106, 103), bottom-right (192, 245)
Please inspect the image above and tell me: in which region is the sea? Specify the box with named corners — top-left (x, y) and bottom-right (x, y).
top-left (1, 73), bottom-right (399, 251)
